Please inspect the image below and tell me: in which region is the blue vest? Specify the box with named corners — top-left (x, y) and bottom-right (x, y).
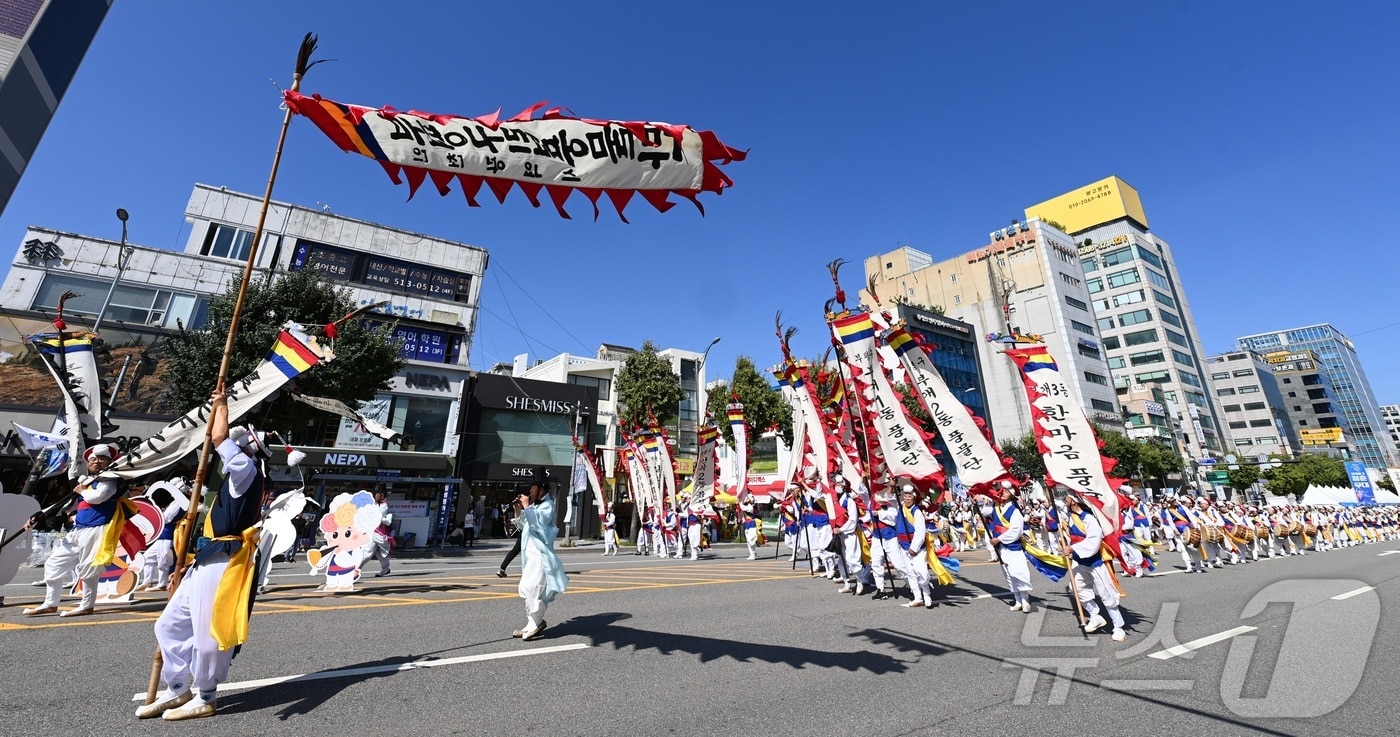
top-left (74, 497), bottom-right (117, 529)
top-left (195, 467), bottom-right (263, 566)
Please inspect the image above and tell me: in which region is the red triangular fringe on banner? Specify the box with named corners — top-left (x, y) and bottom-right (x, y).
top-left (379, 160), bottom-right (403, 185)
top-left (510, 101), bottom-right (549, 122)
top-left (578, 187), bottom-right (603, 221)
top-left (676, 190), bottom-right (705, 216)
top-left (403, 167), bottom-right (427, 200)
top-left (429, 170), bottom-right (455, 197)
top-left (477, 108), bottom-right (502, 129)
top-left (604, 189), bottom-right (634, 223)
top-left (517, 181), bottom-right (544, 208)
top-left (641, 190), bottom-right (675, 213)
top-left (545, 185), bottom-right (573, 219)
top-left (457, 175), bottom-right (483, 207)
top-left (486, 177), bottom-right (513, 204)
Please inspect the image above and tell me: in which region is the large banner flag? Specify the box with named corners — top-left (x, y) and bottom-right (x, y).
top-left (574, 444), bottom-right (608, 522)
top-left (1006, 346), bottom-right (1125, 556)
top-left (101, 327), bottom-right (334, 481)
top-left (773, 367), bottom-right (807, 495)
top-left (726, 400), bottom-right (749, 502)
top-left (32, 349), bottom-right (88, 479)
top-left (787, 365), bottom-right (829, 478)
top-left (886, 327), bottom-right (1013, 494)
top-left (692, 424), bottom-right (721, 504)
top-left (285, 91), bottom-right (745, 221)
top-left (32, 334), bottom-right (105, 443)
top-left (866, 350), bottom-right (944, 486)
top-left (291, 393), bottom-right (404, 445)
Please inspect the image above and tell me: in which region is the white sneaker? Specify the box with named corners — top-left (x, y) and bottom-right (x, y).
top-left (163, 697), bottom-right (216, 721)
top-left (1021, 599), bottom-right (1034, 614)
top-left (1009, 601), bottom-right (1024, 612)
top-left (1111, 628), bottom-right (1127, 642)
top-left (923, 594), bottom-right (934, 608)
top-left (746, 554), bottom-right (756, 560)
top-left (1084, 614), bottom-right (1107, 633)
top-left (837, 584), bottom-right (853, 593)
top-left (855, 581), bottom-right (866, 596)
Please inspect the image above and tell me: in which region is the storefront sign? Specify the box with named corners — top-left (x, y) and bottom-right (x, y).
top-left (386, 499), bottom-right (430, 517)
top-left (505, 395), bottom-right (578, 414)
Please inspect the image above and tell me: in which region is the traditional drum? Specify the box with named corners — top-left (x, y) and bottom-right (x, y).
top-left (1304, 523), bottom-right (1318, 536)
top-left (1203, 526), bottom-right (1224, 544)
top-left (1256, 523), bottom-right (1271, 538)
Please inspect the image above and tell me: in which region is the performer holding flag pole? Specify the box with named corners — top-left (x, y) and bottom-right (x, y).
top-left (141, 32), bottom-right (327, 709)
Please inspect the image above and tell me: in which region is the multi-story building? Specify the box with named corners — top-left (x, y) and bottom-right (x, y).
top-left (1025, 176), bottom-right (1224, 460)
top-left (1119, 382), bottom-right (1177, 445)
top-left (0, 0), bottom-right (111, 214)
top-left (0, 183), bottom-right (487, 541)
top-left (1382, 404), bottom-right (1400, 448)
top-left (1206, 351), bottom-right (1300, 457)
top-left (863, 217), bottom-right (1121, 445)
top-left (1237, 324), bottom-right (1397, 469)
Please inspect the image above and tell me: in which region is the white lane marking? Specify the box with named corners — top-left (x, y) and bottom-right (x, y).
top-left (1101, 679), bottom-right (1194, 691)
top-left (1377, 551), bottom-right (1400, 557)
top-left (1332, 586), bottom-right (1375, 600)
top-left (1148, 626), bottom-right (1257, 660)
top-left (133, 643), bottom-right (590, 699)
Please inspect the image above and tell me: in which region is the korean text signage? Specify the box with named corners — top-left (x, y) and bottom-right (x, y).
top-left (1300, 428), bottom-right (1343, 445)
top-left (1345, 461), bottom-right (1375, 505)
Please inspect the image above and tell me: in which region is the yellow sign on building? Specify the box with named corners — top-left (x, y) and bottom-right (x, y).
top-left (1026, 175), bottom-right (1149, 234)
top-left (1299, 427), bottom-right (1344, 445)
top-left (673, 457), bottom-right (695, 475)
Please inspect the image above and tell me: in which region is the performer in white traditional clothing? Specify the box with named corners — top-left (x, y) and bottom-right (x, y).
top-left (978, 482), bottom-right (1034, 613)
top-left (24, 443), bottom-right (123, 617)
top-left (367, 490), bottom-right (393, 577)
top-left (686, 504), bottom-right (703, 561)
top-left (868, 488), bottom-right (911, 601)
top-left (835, 480), bottom-right (873, 594)
top-left (512, 471), bottom-right (568, 641)
top-left (1064, 491), bottom-right (1128, 642)
top-left (601, 507), bottom-right (620, 556)
top-left (138, 389), bottom-right (268, 720)
top-left (894, 483), bottom-right (933, 608)
top-left (740, 500), bottom-right (760, 560)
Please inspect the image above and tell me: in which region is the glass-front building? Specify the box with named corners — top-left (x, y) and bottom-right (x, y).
top-left (1237, 324), bottom-right (1398, 469)
top-left (460, 373), bottom-right (599, 538)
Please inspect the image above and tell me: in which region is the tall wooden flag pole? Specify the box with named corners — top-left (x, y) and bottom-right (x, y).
top-left (145, 32), bottom-right (323, 704)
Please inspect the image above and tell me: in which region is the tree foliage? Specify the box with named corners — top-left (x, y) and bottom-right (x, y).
top-left (705, 355), bottom-right (793, 447)
top-left (163, 268), bottom-right (405, 433)
top-left (1262, 453), bottom-right (1348, 498)
top-left (615, 340), bottom-right (684, 429)
top-left (1226, 463), bottom-right (1261, 492)
top-left (1000, 433), bottom-right (1046, 484)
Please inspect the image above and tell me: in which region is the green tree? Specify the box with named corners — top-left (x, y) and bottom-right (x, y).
top-left (1262, 453), bottom-right (1348, 498)
top-left (163, 268), bottom-right (405, 431)
top-left (615, 340), bottom-right (684, 429)
top-left (1379, 472), bottom-right (1396, 493)
top-left (1094, 425), bottom-right (1142, 482)
top-left (1000, 433), bottom-right (1046, 484)
top-left (705, 355), bottom-right (793, 447)
top-left (1225, 463), bottom-right (1261, 494)
top-left (1138, 442), bottom-right (1185, 488)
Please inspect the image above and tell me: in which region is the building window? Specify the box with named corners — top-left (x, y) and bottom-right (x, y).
top-left (954, 295), bottom-right (961, 305)
top-left (201, 224), bottom-right (255, 261)
top-left (1238, 385), bottom-right (1260, 394)
top-left (1081, 256), bottom-right (1098, 273)
top-left (1102, 336), bottom-right (1121, 350)
top-left (568, 374), bottom-right (612, 399)
top-left (1118, 309), bottom-right (1152, 326)
top-left (1085, 371), bottom-right (1109, 385)
top-left (1106, 268), bottom-right (1141, 289)
top-left (1228, 421), bottom-right (1247, 429)
top-left (1064, 295), bottom-right (1088, 311)
top-left (1179, 371), bottom-right (1202, 388)
top-left (1249, 419), bottom-right (1272, 427)
top-left (1071, 320), bottom-right (1095, 335)
top-left (1158, 310), bottom-right (1182, 328)
top-left (32, 274), bottom-right (209, 329)
top-left (1172, 349), bottom-right (1194, 367)
top-left (1232, 369), bottom-right (1254, 378)
top-left (1244, 402), bottom-right (1267, 411)
top-left (1256, 437), bottom-right (1278, 445)
top-left (1165, 329), bottom-right (1189, 348)
top-left (1113, 290), bottom-right (1146, 307)
top-left (1091, 399), bottom-right (1117, 412)
top-left (1153, 290), bottom-right (1176, 308)
top-left (1235, 438), bottom-right (1255, 446)
top-left (1130, 349), bottom-right (1165, 366)
top-left (1097, 316), bottom-right (1115, 332)
top-left (1218, 388), bottom-right (1236, 396)
top-left (1146, 269), bottom-right (1171, 291)
top-left (391, 396), bottom-right (452, 453)
top-left (1077, 343), bottom-right (1101, 359)
top-left (1224, 404), bottom-right (1242, 412)
top-left (1134, 370), bottom-right (1170, 383)
top-left (1124, 328), bottom-right (1158, 347)
top-left (1135, 245), bottom-right (1163, 269)
top-left (1101, 247), bottom-right (1133, 267)
top-left (1087, 278), bottom-right (1103, 293)
top-left (1108, 356), bottom-right (1127, 369)
top-left (1211, 372), bottom-right (1230, 380)
top-left (1060, 273), bottom-right (1081, 288)
top-left (1093, 298), bottom-right (1111, 312)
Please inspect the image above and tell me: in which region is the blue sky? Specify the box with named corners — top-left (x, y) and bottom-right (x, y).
top-left (3, 2), bottom-right (1398, 401)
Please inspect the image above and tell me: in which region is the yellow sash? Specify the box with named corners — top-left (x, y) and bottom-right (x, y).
top-left (923, 534), bottom-right (955, 586)
top-left (209, 527), bottom-right (261, 651)
top-left (93, 498), bottom-right (139, 568)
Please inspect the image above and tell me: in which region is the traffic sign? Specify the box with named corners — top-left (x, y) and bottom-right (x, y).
top-left (1206, 470), bottom-right (1230, 483)
top-left (1197, 458), bottom-right (1217, 466)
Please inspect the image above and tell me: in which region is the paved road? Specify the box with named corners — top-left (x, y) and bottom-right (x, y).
top-left (1, 540), bottom-right (1394, 736)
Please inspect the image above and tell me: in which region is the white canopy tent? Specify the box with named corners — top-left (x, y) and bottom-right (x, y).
top-left (1368, 485), bottom-right (1400, 505)
top-left (1299, 485), bottom-right (1359, 506)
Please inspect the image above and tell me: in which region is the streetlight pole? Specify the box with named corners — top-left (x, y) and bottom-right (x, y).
top-left (93, 208), bottom-right (132, 333)
top-left (695, 336), bottom-right (721, 429)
